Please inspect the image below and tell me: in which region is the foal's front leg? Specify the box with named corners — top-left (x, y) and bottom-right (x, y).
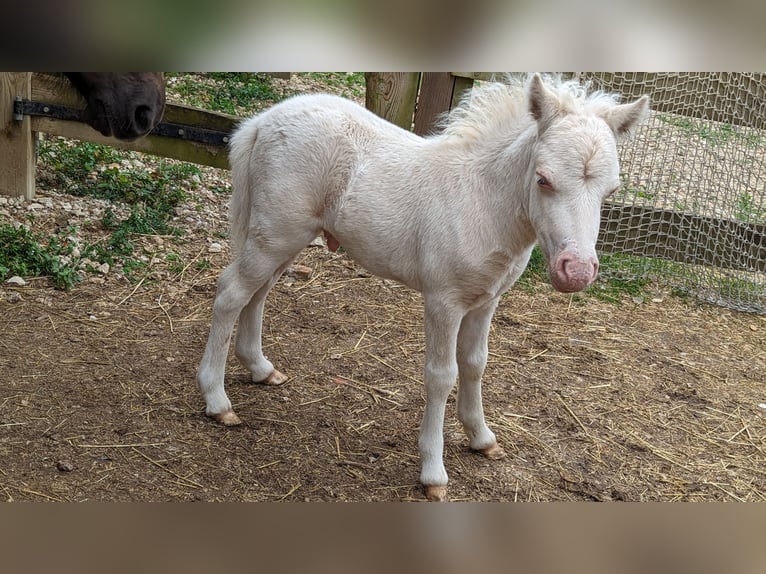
top-left (419, 297), bottom-right (462, 502)
top-left (456, 301), bottom-right (505, 460)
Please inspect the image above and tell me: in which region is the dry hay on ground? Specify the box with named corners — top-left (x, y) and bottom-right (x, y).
top-left (1, 241), bottom-right (764, 502)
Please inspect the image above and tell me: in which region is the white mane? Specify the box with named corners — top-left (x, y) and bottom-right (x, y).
top-left (439, 74), bottom-right (623, 142)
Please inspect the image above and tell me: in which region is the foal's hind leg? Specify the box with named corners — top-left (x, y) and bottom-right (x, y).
top-left (197, 259), bottom-right (264, 425)
top-left (197, 243), bottom-right (304, 425)
top-left (234, 263), bottom-right (293, 386)
top-left (456, 300), bottom-right (505, 460)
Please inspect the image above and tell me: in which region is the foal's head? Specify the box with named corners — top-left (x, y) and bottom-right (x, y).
top-left (524, 74), bottom-right (649, 293)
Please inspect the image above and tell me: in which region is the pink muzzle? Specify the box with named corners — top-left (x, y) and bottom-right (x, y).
top-left (549, 251), bottom-right (599, 293)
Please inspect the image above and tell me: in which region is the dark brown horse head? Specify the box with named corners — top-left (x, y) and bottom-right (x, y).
top-left (64, 72), bottom-right (165, 141)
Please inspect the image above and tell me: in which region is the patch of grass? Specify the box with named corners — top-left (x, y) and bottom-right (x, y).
top-left (734, 192), bottom-right (765, 222)
top-left (591, 273), bottom-right (651, 304)
top-left (516, 246), bottom-right (548, 291)
top-left (625, 185), bottom-right (655, 202)
top-left (195, 259), bottom-right (211, 271)
top-left (168, 72), bottom-right (285, 115)
top-left (88, 206), bottom-right (182, 270)
top-left (515, 247), bottom-right (678, 304)
top-left (593, 252), bottom-right (687, 304)
top-left (657, 113), bottom-right (765, 147)
top-left (36, 137), bottom-right (200, 281)
top-left (0, 222), bottom-right (80, 289)
top-left (307, 72), bottom-right (365, 98)
top-left (38, 138), bottom-right (198, 213)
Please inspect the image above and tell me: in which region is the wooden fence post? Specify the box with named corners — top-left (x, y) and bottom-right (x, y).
top-left (0, 73), bottom-right (35, 199)
top-left (411, 73), bottom-right (474, 136)
top-left (364, 73), bottom-right (420, 130)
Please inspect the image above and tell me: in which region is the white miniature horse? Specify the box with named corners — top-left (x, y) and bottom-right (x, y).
top-left (197, 74), bottom-right (650, 501)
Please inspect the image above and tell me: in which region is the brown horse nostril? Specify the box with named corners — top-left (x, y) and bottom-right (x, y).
top-left (133, 105), bottom-right (153, 134)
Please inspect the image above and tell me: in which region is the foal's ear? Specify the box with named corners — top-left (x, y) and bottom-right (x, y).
top-left (602, 95), bottom-right (651, 138)
top-left (527, 73), bottom-right (560, 134)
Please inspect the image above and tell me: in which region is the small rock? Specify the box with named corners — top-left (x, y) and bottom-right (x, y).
top-left (6, 276), bottom-right (26, 286)
top-left (287, 264), bottom-right (313, 281)
top-left (6, 292), bottom-right (22, 303)
top-left (56, 460), bottom-right (75, 472)
top-left (97, 262), bottom-right (110, 275)
top-left (208, 242), bottom-right (223, 253)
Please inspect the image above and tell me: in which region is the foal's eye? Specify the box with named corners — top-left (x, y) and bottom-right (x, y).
top-left (536, 174), bottom-right (552, 189)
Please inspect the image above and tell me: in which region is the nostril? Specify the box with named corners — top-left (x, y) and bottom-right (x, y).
top-left (557, 254), bottom-right (575, 277)
top-left (133, 105), bottom-right (153, 133)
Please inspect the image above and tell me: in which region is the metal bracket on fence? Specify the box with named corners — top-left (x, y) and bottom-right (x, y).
top-left (12, 98), bottom-right (231, 147)
top-left (14, 98), bottom-right (85, 123)
top-left (150, 121), bottom-right (230, 146)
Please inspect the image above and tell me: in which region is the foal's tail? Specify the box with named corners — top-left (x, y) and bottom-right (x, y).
top-left (227, 117), bottom-right (258, 257)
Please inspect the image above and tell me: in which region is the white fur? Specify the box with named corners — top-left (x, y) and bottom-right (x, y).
top-left (196, 74), bottom-right (650, 499)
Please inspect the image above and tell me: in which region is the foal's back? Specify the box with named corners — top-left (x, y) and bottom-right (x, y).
top-left (241, 93), bottom-right (419, 158)
top-left (230, 94), bottom-right (435, 278)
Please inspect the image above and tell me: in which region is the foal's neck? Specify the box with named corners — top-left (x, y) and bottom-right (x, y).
top-left (455, 124), bottom-right (538, 249)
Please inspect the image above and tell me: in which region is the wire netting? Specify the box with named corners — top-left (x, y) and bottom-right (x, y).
top-left (576, 73), bottom-right (766, 314)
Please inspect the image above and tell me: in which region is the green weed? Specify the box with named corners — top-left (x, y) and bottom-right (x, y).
top-left (734, 192), bottom-right (765, 222)
top-left (0, 222), bottom-right (80, 289)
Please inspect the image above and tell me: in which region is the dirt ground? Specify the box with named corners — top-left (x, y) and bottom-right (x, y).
top-left (1, 74), bottom-right (765, 502)
top-left (1, 218), bottom-right (765, 501)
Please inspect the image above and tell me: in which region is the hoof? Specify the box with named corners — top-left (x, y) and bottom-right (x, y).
top-left (424, 485), bottom-right (448, 502)
top-left (479, 443), bottom-right (506, 460)
top-left (258, 369), bottom-right (288, 386)
top-left (210, 410), bottom-right (242, 426)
